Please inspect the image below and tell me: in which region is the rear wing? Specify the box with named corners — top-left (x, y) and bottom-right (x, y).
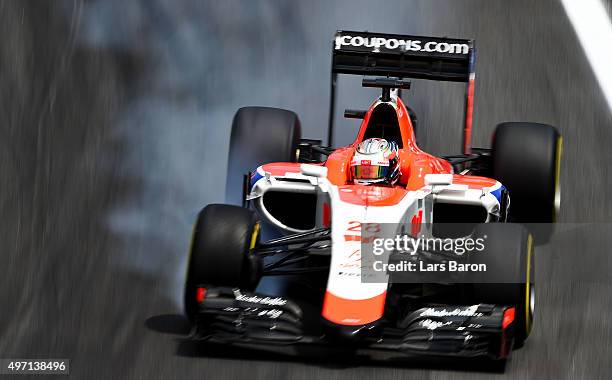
top-left (328, 31), bottom-right (476, 153)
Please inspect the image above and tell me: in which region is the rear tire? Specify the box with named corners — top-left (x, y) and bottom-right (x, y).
top-left (226, 107), bottom-right (301, 205)
top-left (492, 122), bottom-right (562, 243)
top-left (471, 223), bottom-right (535, 348)
top-left (184, 204), bottom-right (262, 321)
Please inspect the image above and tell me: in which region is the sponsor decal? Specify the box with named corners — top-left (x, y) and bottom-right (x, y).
top-left (335, 34), bottom-right (469, 55)
top-left (421, 319), bottom-right (453, 330)
top-left (419, 305), bottom-right (483, 318)
top-left (222, 306), bottom-right (284, 319)
top-left (257, 309), bottom-right (283, 319)
top-left (233, 290), bottom-right (287, 306)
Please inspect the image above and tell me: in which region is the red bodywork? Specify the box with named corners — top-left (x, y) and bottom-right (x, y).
top-left (326, 96), bottom-right (453, 190)
top-left (261, 95), bottom-right (496, 207)
top-left (262, 96), bottom-right (495, 326)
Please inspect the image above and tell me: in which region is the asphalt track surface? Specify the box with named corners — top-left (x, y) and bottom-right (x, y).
top-left (1, 0), bottom-right (612, 378)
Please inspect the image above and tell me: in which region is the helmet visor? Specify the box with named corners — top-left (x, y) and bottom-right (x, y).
top-left (352, 164), bottom-right (390, 180)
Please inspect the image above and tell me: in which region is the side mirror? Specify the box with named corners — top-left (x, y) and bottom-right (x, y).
top-left (424, 174), bottom-right (453, 186)
top-left (301, 164), bottom-right (328, 178)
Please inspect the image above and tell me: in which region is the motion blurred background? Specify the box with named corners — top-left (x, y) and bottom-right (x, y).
top-left (1, 0), bottom-right (612, 378)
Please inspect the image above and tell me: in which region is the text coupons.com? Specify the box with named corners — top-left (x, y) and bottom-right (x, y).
top-left (335, 35), bottom-right (470, 55)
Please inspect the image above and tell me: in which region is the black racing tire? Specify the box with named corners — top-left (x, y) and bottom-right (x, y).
top-left (492, 122), bottom-right (562, 243)
top-left (471, 223), bottom-right (535, 348)
top-left (184, 204), bottom-right (262, 321)
top-left (226, 107), bottom-right (301, 205)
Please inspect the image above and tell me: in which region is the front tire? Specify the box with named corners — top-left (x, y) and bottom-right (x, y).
top-left (184, 204), bottom-right (262, 321)
top-left (471, 223), bottom-right (535, 348)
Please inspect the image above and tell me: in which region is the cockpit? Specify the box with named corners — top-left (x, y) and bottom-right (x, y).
top-left (362, 103), bottom-right (403, 148)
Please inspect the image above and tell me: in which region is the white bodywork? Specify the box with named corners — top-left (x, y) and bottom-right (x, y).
top-left (248, 164), bottom-right (504, 325)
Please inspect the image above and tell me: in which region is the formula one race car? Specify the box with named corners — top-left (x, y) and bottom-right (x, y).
top-left (183, 31), bottom-right (562, 365)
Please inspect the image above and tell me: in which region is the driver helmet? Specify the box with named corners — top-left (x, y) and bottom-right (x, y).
top-left (350, 138), bottom-right (401, 185)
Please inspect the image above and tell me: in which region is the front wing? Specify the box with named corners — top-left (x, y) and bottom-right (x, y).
top-left (190, 287), bottom-right (514, 360)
